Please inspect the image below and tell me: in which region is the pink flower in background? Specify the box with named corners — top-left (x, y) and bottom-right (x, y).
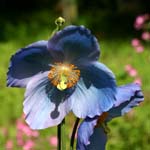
top-left (31, 130), bottom-right (39, 137)
top-left (17, 138), bottom-right (24, 146)
top-left (134, 77), bottom-right (142, 86)
top-left (125, 64), bottom-right (137, 77)
top-left (49, 136), bottom-right (58, 147)
top-left (23, 140), bottom-right (35, 150)
top-left (0, 127), bottom-right (8, 136)
top-left (134, 15), bottom-right (145, 30)
top-left (135, 45), bottom-right (144, 53)
top-left (5, 140), bottom-right (13, 150)
top-left (125, 64), bottom-right (132, 72)
top-left (125, 65), bottom-right (142, 85)
top-left (16, 130), bottom-right (24, 146)
top-left (131, 38), bottom-right (144, 53)
top-left (134, 14), bottom-right (150, 30)
top-left (128, 68), bottom-right (137, 77)
top-left (16, 117), bottom-right (39, 137)
top-left (15, 115), bottom-right (39, 148)
top-left (132, 14), bottom-right (150, 54)
top-left (131, 38), bottom-right (141, 47)
top-left (141, 32), bottom-right (150, 40)
top-left (22, 125), bottom-right (33, 137)
top-left (136, 16), bottom-right (145, 25)
top-left (16, 119), bottom-right (26, 130)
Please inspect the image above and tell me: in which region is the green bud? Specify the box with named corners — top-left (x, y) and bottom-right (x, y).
top-left (55, 17), bottom-right (65, 27)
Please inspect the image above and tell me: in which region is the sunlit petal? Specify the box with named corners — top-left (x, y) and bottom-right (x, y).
top-left (24, 72), bottom-right (74, 129)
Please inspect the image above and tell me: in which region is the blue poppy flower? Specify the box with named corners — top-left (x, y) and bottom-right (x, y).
top-left (77, 83), bottom-right (144, 150)
top-left (7, 25), bottom-right (117, 129)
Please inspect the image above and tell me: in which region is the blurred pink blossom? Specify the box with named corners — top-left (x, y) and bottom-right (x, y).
top-left (23, 140), bottom-right (35, 150)
top-left (5, 140), bottom-right (13, 150)
top-left (16, 130), bottom-right (23, 138)
top-left (16, 118), bottom-right (39, 137)
top-left (125, 64), bottom-right (132, 72)
top-left (128, 68), bottom-right (137, 77)
top-left (16, 120), bottom-right (25, 130)
top-left (135, 46), bottom-right (144, 53)
top-left (131, 38), bottom-right (141, 47)
top-left (0, 127), bottom-right (8, 136)
top-left (17, 138), bottom-right (24, 146)
top-left (22, 126), bottom-right (33, 137)
top-left (141, 32), bottom-right (150, 40)
top-left (16, 126), bottom-right (24, 146)
top-left (31, 130), bottom-right (39, 137)
top-left (134, 77), bottom-right (142, 86)
top-left (125, 64), bottom-right (138, 77)
top-left (49, 136), bottom-right (58, 147)
top-left (134, 14), bottom-right (149, 30)
top-left (134, 15), bottom-right (145, 30)
top-left (136, 16), bottom-right (145, 24)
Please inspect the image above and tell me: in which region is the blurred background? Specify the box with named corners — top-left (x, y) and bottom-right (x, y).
top-left (0, 0), bottom-right (150, 149)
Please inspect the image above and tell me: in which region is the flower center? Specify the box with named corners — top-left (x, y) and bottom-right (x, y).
top-left (48, 63), bottom-right (80, 91)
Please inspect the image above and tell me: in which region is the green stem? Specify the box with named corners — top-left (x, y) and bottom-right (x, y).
top-left (70, 118), bottom-right (80, 150)
top-left (50, 17), bottom-right (65, 38)
top-left (62, 119), bottom-right (66, 150)
top-left (57, 124), bottom-right (61, 150)
top-left (57, 119), bottom-right (66, 150)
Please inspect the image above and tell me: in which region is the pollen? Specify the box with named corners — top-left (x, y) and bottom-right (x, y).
top-left (48, 63), bottom-right (80, 90)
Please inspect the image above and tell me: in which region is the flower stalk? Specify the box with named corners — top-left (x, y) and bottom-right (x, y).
top-left (51, 17), bottom-right (65, 37)
top-left (57, 119), bottom-right (66, 150)
top-left (70, 118), bottom-right (80, 150)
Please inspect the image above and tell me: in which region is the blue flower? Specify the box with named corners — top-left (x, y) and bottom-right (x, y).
top-left (77, 83), bottom-right (144, 150)
top-left (7, 25), bottom-right (117, 129)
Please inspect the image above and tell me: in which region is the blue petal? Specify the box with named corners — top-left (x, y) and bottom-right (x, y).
top-left (81, 61), bottom-right (116, 89)
top-left (48, 25), bottom-right (100, 64)
top-left (77, 117), bottom-right (107, 150)
top-left (7, 40), bottom-right (53, 88)
top-left (23, 72), bottom-right (74, 129)
top-left (107, 83), bottom-right (144, 121)
top-left (77, 84), bottom-right (143, 150)
top-left (69, 62), bottom-right (116, 118)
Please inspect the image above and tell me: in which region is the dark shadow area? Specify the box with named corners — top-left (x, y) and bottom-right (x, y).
top-left (0, 0), bottom-right (150, 41)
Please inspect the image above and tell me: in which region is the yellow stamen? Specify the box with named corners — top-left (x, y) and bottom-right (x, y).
top-left (57, 75), bottom-right (68, 90)
top-left (48, 63), bottom-right (80, 90)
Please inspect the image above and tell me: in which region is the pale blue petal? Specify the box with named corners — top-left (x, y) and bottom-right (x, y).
top-left (24, 72), bottom-right (73, 129)
top-left (77, 83), bottom-right (143, 150)
top-left (68, 78), bottom-right (116, 118)
top-left (69, 62), bottom-right (116, 118)
top-left (107, 83), bottom-right (144, 121)
top-left (7, 40), bottom-right (53, 88)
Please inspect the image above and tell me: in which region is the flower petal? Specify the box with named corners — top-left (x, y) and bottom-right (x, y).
top-left (69, 62), bottom-right (116, 118)
top-left (107, 83), bottom-right (144, 121)
top-left (77, 117), bottom-right (107, 150)
top-left (48, 25), bottom-right (100, 64)
top-left (7, 40), bottom-right (53, 88)
top-left (77, 83), bottom-right (143, 150)
top-left (81, 61), bottom-right (116, 89)
top-left (23, 72), bottom-right (74, 129)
